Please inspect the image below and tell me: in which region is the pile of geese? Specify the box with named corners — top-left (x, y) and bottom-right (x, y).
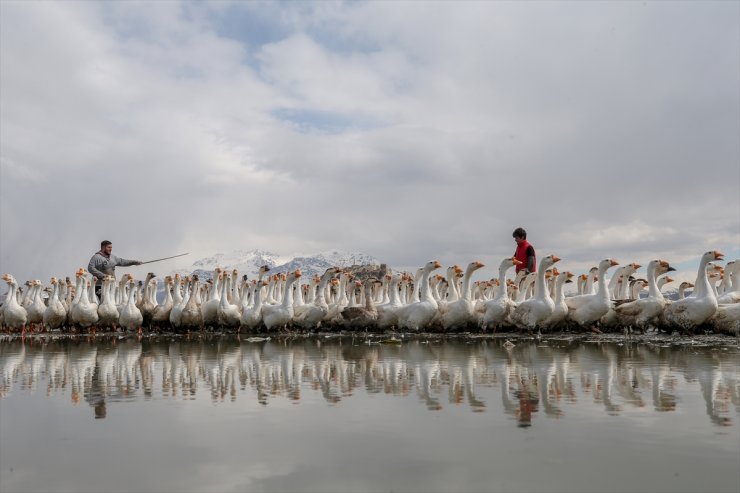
top-left (1, 250), bottom-right (738, 335)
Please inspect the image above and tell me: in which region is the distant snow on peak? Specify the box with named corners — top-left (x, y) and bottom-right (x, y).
top-left (178, 249), bottom-right (382, 280)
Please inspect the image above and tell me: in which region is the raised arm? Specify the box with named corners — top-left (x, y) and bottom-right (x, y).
top-left (115, 256), bottom-right (141, 267)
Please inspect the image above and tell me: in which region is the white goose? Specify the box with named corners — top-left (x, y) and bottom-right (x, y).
top-left (2, 274), bottom-right (27, 331)
top-left (566, 258), bottom-right (619, 329)
top-left (664, 251), bottom-right (724, 331)
top-left (615, 260), bottom-right (672, 332)
top-left (677, 281), bottom-right (694, 299)
top-left (341, 278), bottom-right (382, 330)
top-left (481, 257), bottom-right (522, 332)
top-left (241, 280), bottom-right (267, 330)
top-left (169, 275), bottom-right (188, 328)
top-left (179, 276), bottom-right (203, 330)
top-left (656, 274), bottom-right (674, 292)
top-left (201, 271), bottom-right (222, 327)
top-left (138, 278), bottom-right (158, 327)
top-left (239, 265), bottom-right (271, 330)
top-left (584, 267), bottom-right (599, 295)
top-left (293, 267), bottom-right (339, 330)
top-left (717, 260), bottom-right (739, 304)
top-left (377, 273), bottom-right (404, 329)
top-left (73, 277), bottom-right (99, 330)
top-left (217, 274), bottom-right (241, 328)
top-left (43, 278), bottom-right (67, 330)
top-left (515, 272), bottom-right (536, 303)
top-left (544, 270), bottom-right (573, 330)
top-left (510, 255), bottom-right (560, 330)
top-left (152, 276), bottom-right (174, 328)
top-left (97, 276), bottom-right (120, 329)
top-left (396, 261), bottom-right (442, 331)
top-left (709, 303), bottom-right (740, 334)
top-left (25, 280), bottom-right (46, 327)
top-left (262, 269), bottom-right (302, 331)
top-left (441, 261), bottom-right (485, 331)
top-left (119, 279), bottom-right (144, 332)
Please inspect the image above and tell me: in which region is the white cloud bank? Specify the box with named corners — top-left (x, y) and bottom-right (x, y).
top-left (1, 0), bottom-right (738, 283)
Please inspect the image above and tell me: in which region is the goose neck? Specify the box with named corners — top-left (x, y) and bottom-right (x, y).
top-left (596, 263), bottom-right (610, 298)
top-left (462, 266), bottom-right (477, 301)
top-left (694, 256), bottom-right (712, 297)
top-left (534, 266), bottom-right (548, 300)
top-left (646, 262), bottom-right (663, 299)
top-left (281, 277), bottom-right (297, 308)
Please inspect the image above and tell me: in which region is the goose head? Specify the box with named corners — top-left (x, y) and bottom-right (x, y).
top-left (541, 255), bottom-right (560, 269)
top-left (600, 258), bottom-right (619, 270)
top-left (653, 259), bottom-right (674, 276)
top-left (701, 250), bottom-right (724, 264)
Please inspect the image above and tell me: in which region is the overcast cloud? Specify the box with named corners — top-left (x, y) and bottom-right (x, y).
top-left (1, 0), bottom-right (738, 283)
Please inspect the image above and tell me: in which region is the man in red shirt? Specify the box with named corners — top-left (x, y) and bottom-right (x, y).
top-left (512, 227), bottom-right (536, 274)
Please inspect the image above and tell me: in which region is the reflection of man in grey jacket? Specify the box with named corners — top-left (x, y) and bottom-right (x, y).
top-left (88, 240), bottom-right (141, 290)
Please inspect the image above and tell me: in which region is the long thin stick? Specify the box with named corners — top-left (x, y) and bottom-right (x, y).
top-left (139, 253), bottom-right (189, 265)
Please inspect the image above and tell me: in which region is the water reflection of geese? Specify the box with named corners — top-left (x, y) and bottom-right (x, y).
top-left (448, 362), bottom-right (464, 405)
top-left (206, 342), bottom-right (241, 401)
top-left (500, 361), bottom-right (517, 418)
top-left (611, 348), bottom-right (645, 409)
top-left (0, 341), bottom-right (25, 396)
top-left (416, 360), bottom-right (442, 411)
top-left (463, 354), bottom-right (485, 411)
top-left (698, 361), bottom-right (733, 427)
top-left (1, 338), bottom-right (739, 427)
top-left (94, 344), bottom-right (118, 395)
top-left (600, 346), bottom-right (622, 415)
top-left (651, 364), bottom-right (677, 412)
top-left (44, 342), bottom-right (68, 394)
top-left (21, 343), bottom-right (45, 391)
top-left (115, 340), bottom-right (142, 395)
top-left (537, 355), bottom-right (563, 418)
top-left (68, 342), bottom-right (97, 404)
top-left (378, 357), bottom-right (408, 396)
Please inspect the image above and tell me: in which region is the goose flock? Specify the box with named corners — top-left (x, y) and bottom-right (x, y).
top-left (1, 250), bottom-right (738, 335)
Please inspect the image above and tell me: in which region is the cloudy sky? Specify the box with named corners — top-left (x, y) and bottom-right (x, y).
top-left (1, 0), bottom-right (738, 283)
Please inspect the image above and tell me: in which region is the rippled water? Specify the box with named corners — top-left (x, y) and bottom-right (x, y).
top-left (0, 334), bottom-right (738, 493)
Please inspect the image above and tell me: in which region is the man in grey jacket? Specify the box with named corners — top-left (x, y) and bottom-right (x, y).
top-left (88, 240), bottom-right (142, 292)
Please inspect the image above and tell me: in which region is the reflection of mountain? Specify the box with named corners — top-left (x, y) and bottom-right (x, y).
top-left (0, 338), bottom-right (737, 427)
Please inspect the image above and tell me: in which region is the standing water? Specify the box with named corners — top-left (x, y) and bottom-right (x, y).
top-left (0, 334), bottom-right (738, 493)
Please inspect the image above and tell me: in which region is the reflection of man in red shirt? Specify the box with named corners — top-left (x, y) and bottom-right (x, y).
top-left (513, 227), bottom-right (536, 274)
top-left (515, 382), bottom-right (539, 427)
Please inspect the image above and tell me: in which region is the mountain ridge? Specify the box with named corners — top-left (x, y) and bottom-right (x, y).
top-left (176, 249), bottom-right (383, 281)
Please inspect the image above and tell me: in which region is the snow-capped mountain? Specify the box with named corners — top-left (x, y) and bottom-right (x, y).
top-left (176, 249), bottom-right (382, 280)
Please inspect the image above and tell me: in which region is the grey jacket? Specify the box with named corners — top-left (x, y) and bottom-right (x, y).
top-left (88, 252), bottom-right (138, 283)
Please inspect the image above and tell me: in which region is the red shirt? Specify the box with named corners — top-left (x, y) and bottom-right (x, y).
top-left (514, 240), bottom-right (536, 273)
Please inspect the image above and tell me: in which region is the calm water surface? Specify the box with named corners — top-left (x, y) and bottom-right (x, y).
top-left (0, 334), bottom-right (738, 493)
